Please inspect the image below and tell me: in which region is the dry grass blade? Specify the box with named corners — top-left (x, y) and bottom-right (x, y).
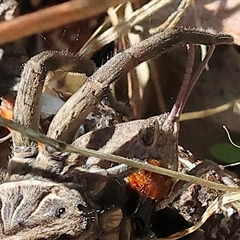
top-left (150, 0), bottom-right (192, 33)
top-left (0, 132), bottom-right (11, 143)
top-left (108, 3), bottom-right (143, 118)
top-left (0, 115), bottom-right (239, 193)
top-left (0, 0), bottom-right (139, 45)
top-left (165, 192), bottom-right (240, 239)
top-left (180, 98), bottom-right (240, 121)
top-left (79, 0), bottom-right (184, 57)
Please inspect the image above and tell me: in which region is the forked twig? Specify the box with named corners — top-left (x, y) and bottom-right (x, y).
top-left (47, 28), bottom-right (233, 143)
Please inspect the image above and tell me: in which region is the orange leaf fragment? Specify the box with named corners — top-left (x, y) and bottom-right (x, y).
top-left (127, 159), bottom-right (175, 201)
top-left (0, 94), bottom-right (15, 131)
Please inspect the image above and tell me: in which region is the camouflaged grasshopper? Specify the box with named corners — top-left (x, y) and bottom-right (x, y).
top-left (0, 27), bottom-right (233, 239)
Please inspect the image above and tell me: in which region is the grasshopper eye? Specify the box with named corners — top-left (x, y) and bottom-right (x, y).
top-left (55, 207), bottom-right (66, 217)
top-left (139, 120), bottom-right (159, 148)
top-left (77, 203), bottom-right (85, 212)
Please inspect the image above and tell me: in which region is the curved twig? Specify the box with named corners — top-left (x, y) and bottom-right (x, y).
top-left (11, 51), bottom-right (95, 173)
top-left (47, 28), bottom-right (233, 143)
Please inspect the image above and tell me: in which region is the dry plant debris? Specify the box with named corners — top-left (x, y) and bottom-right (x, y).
top-left (0, 1), bottom-right (240, 240)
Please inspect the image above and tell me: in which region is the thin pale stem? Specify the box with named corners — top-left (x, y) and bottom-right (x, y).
top-left (0, 116), bottom-right (239, 193)
top-left (0, 132), bottom-right (11, 143)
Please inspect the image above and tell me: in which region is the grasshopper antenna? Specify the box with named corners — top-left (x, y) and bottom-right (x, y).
top-left (167, 44), bottom-right (215, 123)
